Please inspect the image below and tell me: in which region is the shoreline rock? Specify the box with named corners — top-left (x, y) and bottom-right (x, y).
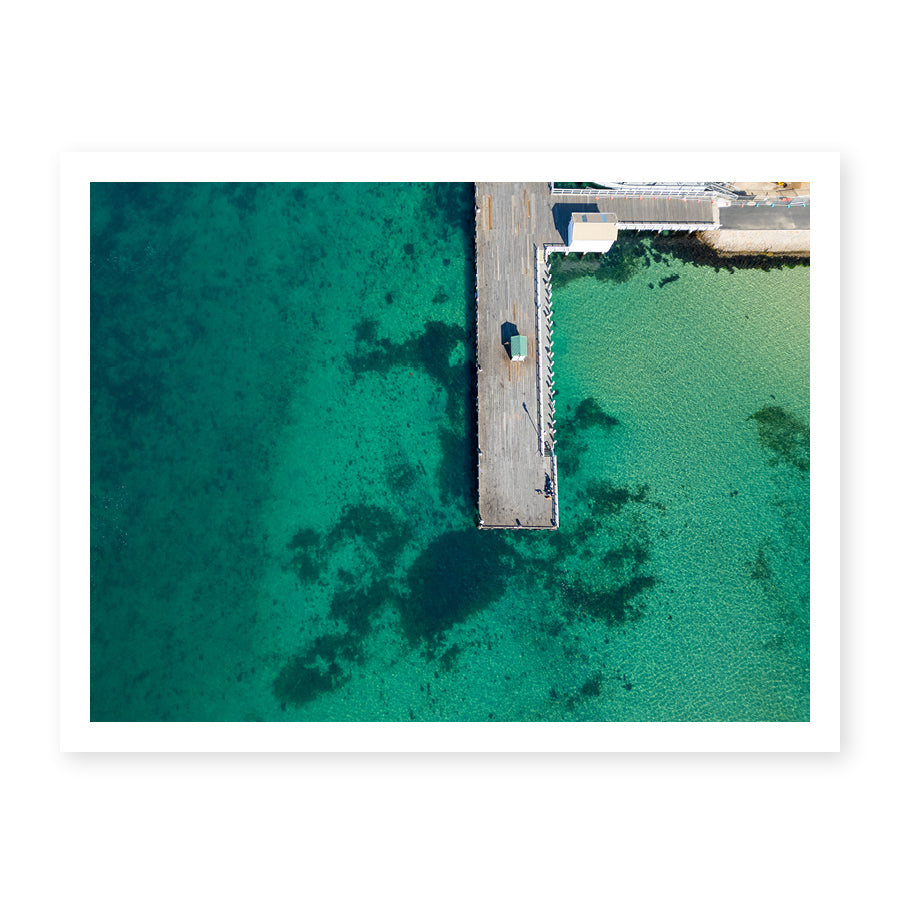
top-left (697, 229), bottom-right (810, 257)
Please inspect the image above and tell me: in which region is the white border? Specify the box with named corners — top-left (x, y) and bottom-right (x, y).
top-left (60, 151), bottom-right (839, 752)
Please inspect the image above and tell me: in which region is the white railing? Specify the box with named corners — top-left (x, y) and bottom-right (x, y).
top-left (616, 222), bottom-right (719, 231)
top-left (550, 182), bottom-right (740, 199)
top-left (533, 244), bottom-right (544, 455)
top-left (551, 454), bottom-right (559, 528)
top-left (726, 198), bottom-right (810, 208)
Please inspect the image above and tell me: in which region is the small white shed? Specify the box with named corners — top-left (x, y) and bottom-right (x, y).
top-left (567, 212), bottom-right (618, 253)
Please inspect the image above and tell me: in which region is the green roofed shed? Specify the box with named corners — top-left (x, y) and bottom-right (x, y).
top-left (510, 334), bottom-right (527, 361)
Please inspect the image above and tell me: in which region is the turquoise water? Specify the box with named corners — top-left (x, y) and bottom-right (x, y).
top-left (90, 183), bottom-right (809, 722)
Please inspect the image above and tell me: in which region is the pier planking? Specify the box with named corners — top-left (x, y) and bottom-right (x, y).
top-left (475, 182), bottom-right (560, 529)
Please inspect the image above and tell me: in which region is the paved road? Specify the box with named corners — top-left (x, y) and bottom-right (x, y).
top-left (719, 204), bottom-right (810, 230)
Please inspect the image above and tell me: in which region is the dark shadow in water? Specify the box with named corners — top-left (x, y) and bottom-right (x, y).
top-left (750, 547), bottom-right (772, 581)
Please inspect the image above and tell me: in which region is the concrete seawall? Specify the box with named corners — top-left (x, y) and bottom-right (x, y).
top-left (697, 228), bottom-right (810, 256)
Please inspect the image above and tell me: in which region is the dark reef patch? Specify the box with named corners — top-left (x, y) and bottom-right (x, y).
top-left (387, 459), bottom-right (419, 493)
top-left (423, 182), bottom-right (473, 242)
top-left (555, 435), bottom-right (587, 478)
top-left (436, 427), bottom-right (473, 508)
top-left (750, 548), bottom-right (772, 581)
top-left (353, 317), bottom-right (378, 344)
top-left (399, 529), bottom-right (518, 647)
top-left (563, 574), bottom-right (656, 627)
top-left (571, 397), bottom-right (619, 430)
top-left (284, 502), bottom-right (412, 596)
top-left (285, 527), bottom-right (323, 582)
top-left (349, 320), bottom-right (468, 396)
top-left (553, 398), bottom-right (620, 477)
top-left (224, 182), bottom-right (263, 219)
top-left (602, 540), bottom-right (650, 571)
top-left (548, 230), bottom-right (809, 288)
top-left (439, 642), bottom-right (463, 673)
top-left (330, 577), bottom-right (396, 638)
top-left (584, 479), bottom-right (649, 518)
top-left (580, 673), bottom-right (603, 697)
top-left (329, 503), bottom-right (413, 564)
top-left (349, 319), bottom-right (475, 511)
top-left (272, 634), bottom-right (355, 707)
top-left (748, 405), bottom-right (810, 472)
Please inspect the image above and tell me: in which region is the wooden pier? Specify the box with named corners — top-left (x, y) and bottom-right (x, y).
top-left (475, 182), bottom-right (560, 529)
top-left (549, 192), bottom-right (719, 231)
top-left (473, 182), bottom-right (717, 529)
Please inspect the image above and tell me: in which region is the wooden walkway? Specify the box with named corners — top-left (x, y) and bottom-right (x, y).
top-left (475, 182), bottom-right (560, 529)
top-left (550, 195), bottom-right (719, 229)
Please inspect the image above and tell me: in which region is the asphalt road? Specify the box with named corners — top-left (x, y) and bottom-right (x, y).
top-left (719, 204), bottom-right (810, 230)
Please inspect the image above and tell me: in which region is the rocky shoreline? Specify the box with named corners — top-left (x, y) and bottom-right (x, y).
top-left (697, 228), bottom-right (810, 257)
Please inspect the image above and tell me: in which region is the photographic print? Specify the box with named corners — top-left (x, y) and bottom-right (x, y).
top-left (67, 155), bottom-right (833, 748)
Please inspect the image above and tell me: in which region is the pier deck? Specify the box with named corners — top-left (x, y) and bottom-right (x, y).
top-left (549, 194), bottom-right (718, 230)
top-left (475, 182), bottom-right (560, 529)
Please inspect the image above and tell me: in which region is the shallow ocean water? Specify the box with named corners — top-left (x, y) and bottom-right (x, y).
top-left (90, 183), bottom-right (810, 722)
